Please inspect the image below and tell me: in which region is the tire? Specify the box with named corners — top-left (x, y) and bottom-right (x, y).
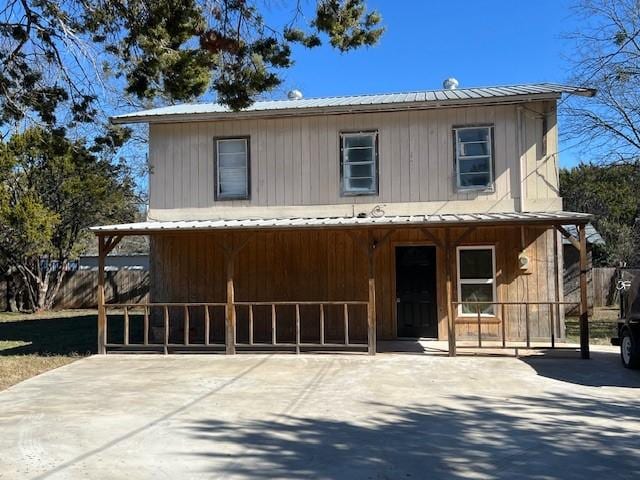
top-left (620, 328), bottom-right (640, 369)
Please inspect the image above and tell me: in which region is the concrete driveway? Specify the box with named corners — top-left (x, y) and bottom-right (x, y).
top-left (1, 348), bottom-right (639, 479)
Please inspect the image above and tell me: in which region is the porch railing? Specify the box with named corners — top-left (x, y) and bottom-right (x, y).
top-left (103, 300), bottom-right (369, 354)
top-left (450, 301), bottom-right (581, 350)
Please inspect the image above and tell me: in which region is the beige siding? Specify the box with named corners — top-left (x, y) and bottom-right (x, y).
top-left (148, 101), bottom-right (561, 219)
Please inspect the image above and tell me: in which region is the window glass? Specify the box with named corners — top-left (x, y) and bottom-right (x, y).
top-left (459, 249), bottom-right (493, 279)
top-left (454, 126), bottom-right (493, 189)
top-left (457, 247), bottom-right (496, 316)
top-left (216, 138), bottom-right (248, 199)
top-left (341, 132), bottom-right (377, 195)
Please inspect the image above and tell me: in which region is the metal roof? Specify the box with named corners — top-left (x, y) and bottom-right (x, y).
top-left (111, 83), bottom-right (596, 124)
top-left (91, 211), bottom-right (592, 235)
top-left (561, 223), bottom-right (605, 246)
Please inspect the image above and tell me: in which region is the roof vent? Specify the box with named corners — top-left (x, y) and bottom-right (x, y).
top-left (287, 89), bottom-right (303, 100)
top-left (443, 78), bottom-right (459, 90)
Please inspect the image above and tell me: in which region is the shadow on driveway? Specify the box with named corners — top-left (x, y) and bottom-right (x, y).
top-left (521, 350), bottom-right (640, 388)
top-left (184, 393), bottom-right (640, 479)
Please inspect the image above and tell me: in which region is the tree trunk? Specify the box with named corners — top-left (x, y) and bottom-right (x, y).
top-left (7, 274), bottom-right (19, 312)
top-left (43, 268), bottom-right (67, 311)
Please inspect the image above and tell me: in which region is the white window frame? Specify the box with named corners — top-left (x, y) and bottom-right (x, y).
top-left (215, 137), bottom-right (249, 200)
top-left (456, 245), bottom-right (497, 317)
top-left (453, 125), bottom-right (494, 191)
top-left (340, 131), bottom-right (378, 196)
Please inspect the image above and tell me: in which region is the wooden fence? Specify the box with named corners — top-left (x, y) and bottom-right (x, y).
top-left (0, 271), bottom-right (149, 310)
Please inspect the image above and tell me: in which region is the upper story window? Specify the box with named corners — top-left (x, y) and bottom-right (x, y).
top-left (453, 126), bottom-right (494, 191)
top-left (340, 131), bottom-right (378, 196)
top-left (457, 246), bottom-right (496, 316)
top-left (215, 137), bottom-right (250, 200)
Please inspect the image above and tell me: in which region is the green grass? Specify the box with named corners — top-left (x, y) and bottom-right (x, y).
top-left (0, 310), bottom-right (100, 390)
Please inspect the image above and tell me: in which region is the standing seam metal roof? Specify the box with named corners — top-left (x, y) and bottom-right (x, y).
top-left (110, 83), bottom-right (595, 123)
top-left (91, 211), bottom-right (593, 234)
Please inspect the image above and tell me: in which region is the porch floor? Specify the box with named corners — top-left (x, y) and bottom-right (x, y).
top-left (378, 340), bottom-right (587, 357)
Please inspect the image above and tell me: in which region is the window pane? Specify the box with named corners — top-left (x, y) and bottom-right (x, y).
top-left (347, 177), bottom-right (374, 191)
top-left (459, 249), bottom-right (493, 279)
top-left (458, 128), bottom-right (489, 143)
top-left (459, 157), bottom-right (490, 174)
top-left (345, 163), bottom-right (374, 178)
top-left (344, 135), bottom-right (374, 149)
top-left (460, 284), bottom-right (495, 314)
top-left (217, 138), bottom-right (248, 198)
top-left (460, 142), bottom-right (489, 157)
top-left (219, 152), bottom-right (247, 168)
top-left (219, 167), bottom-right (247, 196)
top-left (459, 173), bottom-right (491, 188)
top-left (218, 139), bottom-right (246, 155)
top-left (344, 147), bottom-right (373, 163)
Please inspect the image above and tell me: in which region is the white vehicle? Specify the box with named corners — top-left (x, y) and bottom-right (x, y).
top-left (612, 271), bottom-right (640, 369)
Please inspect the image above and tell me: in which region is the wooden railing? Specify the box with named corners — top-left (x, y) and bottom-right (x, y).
top-left (450, 301), bottom-right (581, 349)
top-left (104, 303), bottom-right (227, 353)
top-left (103, 300), bottom-right (370, 354)
top-left (233, 301), bottom-right (369, 353)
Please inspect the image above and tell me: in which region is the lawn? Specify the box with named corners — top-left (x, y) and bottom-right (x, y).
top-left (0, 310), bottom-right (99, 390)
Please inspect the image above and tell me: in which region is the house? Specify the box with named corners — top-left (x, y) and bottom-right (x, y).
top-left (78, 254), bottom-right (149, 271)
top-left (92, 82), bottom-right (596, 357)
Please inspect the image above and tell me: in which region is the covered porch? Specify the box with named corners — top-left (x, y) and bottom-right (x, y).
top-left (92, 211), bottom-right (593, 358)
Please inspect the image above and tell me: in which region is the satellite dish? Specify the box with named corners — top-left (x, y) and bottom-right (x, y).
top-left (443, 78), bottom-right (459, 90)
top-left (287, 89), bottom-right (303, 100)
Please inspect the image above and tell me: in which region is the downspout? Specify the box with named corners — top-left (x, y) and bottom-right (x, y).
top-left (516, 106), bottom-right (526, 212)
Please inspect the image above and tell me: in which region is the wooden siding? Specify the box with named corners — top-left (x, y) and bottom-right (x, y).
top-left (148, 102), bottom-right (560, 218)
top-left (149, 225), bottom-right (562, 342)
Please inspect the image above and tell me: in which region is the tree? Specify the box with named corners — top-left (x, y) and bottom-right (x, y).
top-left (0, 127), bottom-right (137, 311)
top-left (560, 162), bottom-right (640, 266)
top-left (563, 0), bottom-right (640, 164)
top-left (0, 0), bottom-right (384, 127)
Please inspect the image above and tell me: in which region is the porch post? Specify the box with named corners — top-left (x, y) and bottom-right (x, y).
top-left (445, 229), bottom-right (456, 357)
top-left (225, 246), bottom-right (236, 355)
top-left (97, 235), bottom-right (106, 354)
top-left (367, 230), bottom-right (377, 355)
top-left (578, 224), bottom-right (590, 359)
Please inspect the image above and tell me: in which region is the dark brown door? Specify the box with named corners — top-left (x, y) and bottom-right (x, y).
top-left (395, 246), bottom-right (438, 338)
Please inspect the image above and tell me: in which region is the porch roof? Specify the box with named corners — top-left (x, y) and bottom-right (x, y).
top-left (91, 211), bottom-right (592, 235)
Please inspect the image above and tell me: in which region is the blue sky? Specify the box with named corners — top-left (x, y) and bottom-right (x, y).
top-left (265, 0), bottom-right (582, 166)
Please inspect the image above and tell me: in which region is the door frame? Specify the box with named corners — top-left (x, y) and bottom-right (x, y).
top-left (391, 241), bottom-right (440, 339)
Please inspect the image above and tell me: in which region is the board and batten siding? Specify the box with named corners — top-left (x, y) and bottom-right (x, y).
top-left (149, 225), bottom-right (563, 342)
top-left (148, 101), bottom-right (560, 220)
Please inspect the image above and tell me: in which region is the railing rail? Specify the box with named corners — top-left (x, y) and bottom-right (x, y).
top-left (451, 301), bottom-right (581, 349)
top-left (103, 300), bottom-right (369, 354)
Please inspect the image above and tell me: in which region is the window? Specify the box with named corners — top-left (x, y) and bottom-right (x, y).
top-left (453, 126), bottom-right (494, 190)
top-left (457, 246), bottom-right (496, 316)
top-left (340, 131), bottom-right (378, 195)
top-left (215, 137), bottom-right (249, 200)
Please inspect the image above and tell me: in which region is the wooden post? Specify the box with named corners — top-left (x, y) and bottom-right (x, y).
top-left (367, 231), bottom-right (377, 355)
top-left (445, 229), bottom-right (456, 357)
top-left (143, 306), bottom-right (149, 346)
top-left (123, 306), bottom-right (129, 346)
top-left (295, 304), bottom-right (301, 354)
top-left (204, 305), bottom-right (210, 346)
top-left (476, 304), bottom-right (482, 348)
top-left (344, 303), bottom-right (349, 345)
top-left (225, 251), bottom-right (236, 355)
top-left (578, 224), bottom-right (590, 359)
top-left (319, 304), bottom-right (325, 345)
top-left (97, 236), bottom-right (107, 354)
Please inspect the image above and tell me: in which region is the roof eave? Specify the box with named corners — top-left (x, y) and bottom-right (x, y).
top-left (109, 92), bottom-right (563, 125)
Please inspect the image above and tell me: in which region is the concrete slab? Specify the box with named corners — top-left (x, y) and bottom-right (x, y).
top-left (1, 347), bottom-right (639, 479)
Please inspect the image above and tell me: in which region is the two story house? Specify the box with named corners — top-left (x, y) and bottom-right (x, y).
top-left (92, 83), bottom-right (595, 357)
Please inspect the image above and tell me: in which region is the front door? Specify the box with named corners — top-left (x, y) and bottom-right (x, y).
top-left (395, 246), bottom-right (438, 338)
